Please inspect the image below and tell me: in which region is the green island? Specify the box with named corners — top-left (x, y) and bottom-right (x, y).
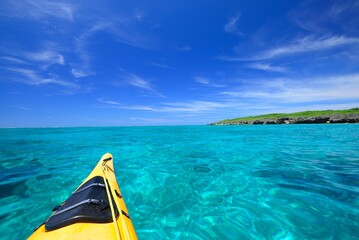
top-left (210, 108), bottom-right (359, 125)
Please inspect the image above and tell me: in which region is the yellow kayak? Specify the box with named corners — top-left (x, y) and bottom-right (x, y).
top-left (28, 153), bottom-right (137, 240)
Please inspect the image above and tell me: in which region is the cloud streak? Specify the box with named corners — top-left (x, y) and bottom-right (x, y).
top-left (10, 105), bottom-right (30, 111)
top-left (0, 66), bottom-right (78, 88)
top-left (194, 76), bottom-right (226, 87)
top-left (148, 62), bottom-right (175, 70)
top-left (23, 50), bottom-right (65, 66)
top-left (289, 0), bottom-right (359, 34)
top-left (221, 73), bottom-right (359, 102)
top-left (97, 98), bottom-right (231, 113)
top-left (71, 68), bottom-right (92, 78)
top-left (129, 117), bottom-right (177, 124)
top-left (119, 72), bottom-right (165, 98)
top-left (0, 56), bottom-right (28, 64)
top-left (1, 48), bottom-right (65, 67)
top-left (97, 98), bottom-right (156, 111)
top-left (258, 35), bottom-right (359, 59)
top-left (99, 72), bottom-right (359, 115)
top-left (246, 63), bottom-right (287, 72)
top-left (224, 14), bottom-right (243, 35)
top-left (126, 74), bottom-right (154, 91)
top-left (72, 17), bottom-right (158, 77)
top-left (218, 35), bottom-right (359, 61)
top-left (1, 0), bottom-right (75, 21)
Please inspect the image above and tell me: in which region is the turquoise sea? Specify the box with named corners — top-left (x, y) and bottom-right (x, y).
top-left (0, 125), bottom-right (358, 239)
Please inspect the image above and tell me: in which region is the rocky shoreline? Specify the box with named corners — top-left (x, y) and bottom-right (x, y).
top-left (210, 114), bottom-right (359, 125)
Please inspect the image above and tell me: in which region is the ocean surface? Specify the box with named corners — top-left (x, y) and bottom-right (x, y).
top-left (0, 125), bottom-right (358, 239)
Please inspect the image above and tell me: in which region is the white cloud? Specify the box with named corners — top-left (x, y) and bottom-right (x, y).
top-left (72, 24), bottom-right (105, 77)
top-left (97, 98), bottom-right (121, 105)
top-left (289, 0), bottom-right (359, 34)
top-left (272, 103), bottom-right (359, 114)
top-left (10, 105), bottom-right (30, 111)
top-left (97, 98), bottom-right (156, 111)
top-left (214, 55), bottom-right (244, 61)
top-left (40, 78), bottom-right (77, 88)
top-left (194, 76), bottom-right (210, 85)
top-left (97, 98), bottom-right (232, 113)
top-left (96, 94), bottom-right (357, 119)
top-left (221, 73), bottom-right (359, 102)
top-left (160, 101), bottom-right (227, 112)
top-left (118, 72), bottom-right (165, 98)
top-left (194, 76), bottom-right (226, 88)
top-left (217, 35), bottom-right (359, 61)
top-left (1, 0), bottom-right (75, 21)
top-left (194, 77), bottom-right (210, 85)
top-left (1, 47), bottom-right (65, 67)
top-left (29, 1), bottom-right (75, 20)
top-left (77, 21), bottom-right (157, 50)
top-left (0, 66), bottom-right (78, 88)
top-left (23, 50), bottom-right (65, 66)
top-left (73, 20), bottom-right (157, 78)
top-left (1, 66), bottom-right (37, 80)
top-left (71, 68), bottom-right (92, 78)
top-left (126, 74), bottom-right (154, 91)
top-left (148, 62), bottom-right (175, 70)
top-left (0, 56), bottom-right (28, 64)
top-left (329, 1), bottom-right (355, 18)
top-left (129, 117), bottom-right (176, 124)
top-left (246, 63), bottom-right (287, 72)
top-left (257, 35), bottom-right (359, 60)
top-left (224, 14), bottom-right (243, 35)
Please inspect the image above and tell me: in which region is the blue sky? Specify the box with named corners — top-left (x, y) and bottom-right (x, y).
top-left (1, 0), bottom-right (359, 127)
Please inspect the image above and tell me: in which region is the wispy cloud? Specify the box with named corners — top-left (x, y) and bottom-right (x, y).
top-left (194, 76), bottom-right (210, 85)
top-left (1, 0), bottom-right (75, 21)
top-left (97, 95), bottom-right (357, 120)
top-left (329, 0), bottom-right (359, 21)
top-left (224, 14), bottom-right (243, 35)
top-left (126, 74), bottom-right (154, 91)
top-left (221, 73), bottom-right (359, 102)
top-left (97, 98), bottom-right (230, 113)
top-left (72, 19), bottom-right (157, 77)
top-left (23, 50), bottom-right (65, 66)
top-left (10, 105), bottom-right (30, 111)
top-left (194, 76), bottom-right (226, 87)
top-left (119, 72), bottom-right (165, 97)
top-left (77, 19), bottom-right (157, 51)
top-left (129, 117), bottom-right (177, 124)
top-left (289, 0), bottom-right (359, 34)
top-left (97, 98), bottom-right (156, 111)
top-left (71, 68), bottom-right (92, 78)
top-left (246, 63), bottom-right (287, 72)
top-left (1, 47), bottom-right (66, 70)
top-left (160, 101), bottom-right (227, 112)
top-left (258, 35), bottom-right (359, 60)
top-left (217, 35), bottom-right (359, 61)
top-left (112, 28), bottom-right (157, 50)
top-left (72, 23), bottom-right (108, 78)
top-left (0, 56), bottom-right (28, 64)
top-left (0, 66), bottom-right (78, 88)
top-left (148, 62), bottom-right (175, 70)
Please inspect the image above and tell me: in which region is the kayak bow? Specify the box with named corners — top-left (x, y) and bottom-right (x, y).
top-left (28, 153), bottom-right (137, 240)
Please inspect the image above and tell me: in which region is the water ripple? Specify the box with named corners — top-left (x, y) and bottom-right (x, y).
top-left (0, 125), bottom-right (358, 239)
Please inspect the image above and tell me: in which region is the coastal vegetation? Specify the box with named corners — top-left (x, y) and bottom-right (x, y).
top-left (210, 108), bottom-right (359, 125)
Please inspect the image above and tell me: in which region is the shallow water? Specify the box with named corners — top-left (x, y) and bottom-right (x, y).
top-left (0, 125), bottom-right (358, 239)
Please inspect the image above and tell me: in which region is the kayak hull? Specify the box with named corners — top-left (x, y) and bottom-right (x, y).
top-left (28, 153), bottom-right (137, 240)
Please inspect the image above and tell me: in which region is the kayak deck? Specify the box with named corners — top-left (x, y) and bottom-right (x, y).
top-left (28, 153), bottom-right (137, 240)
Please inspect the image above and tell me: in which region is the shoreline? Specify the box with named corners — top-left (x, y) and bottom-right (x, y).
top-left (209, 108), bottom-right (359, 125)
